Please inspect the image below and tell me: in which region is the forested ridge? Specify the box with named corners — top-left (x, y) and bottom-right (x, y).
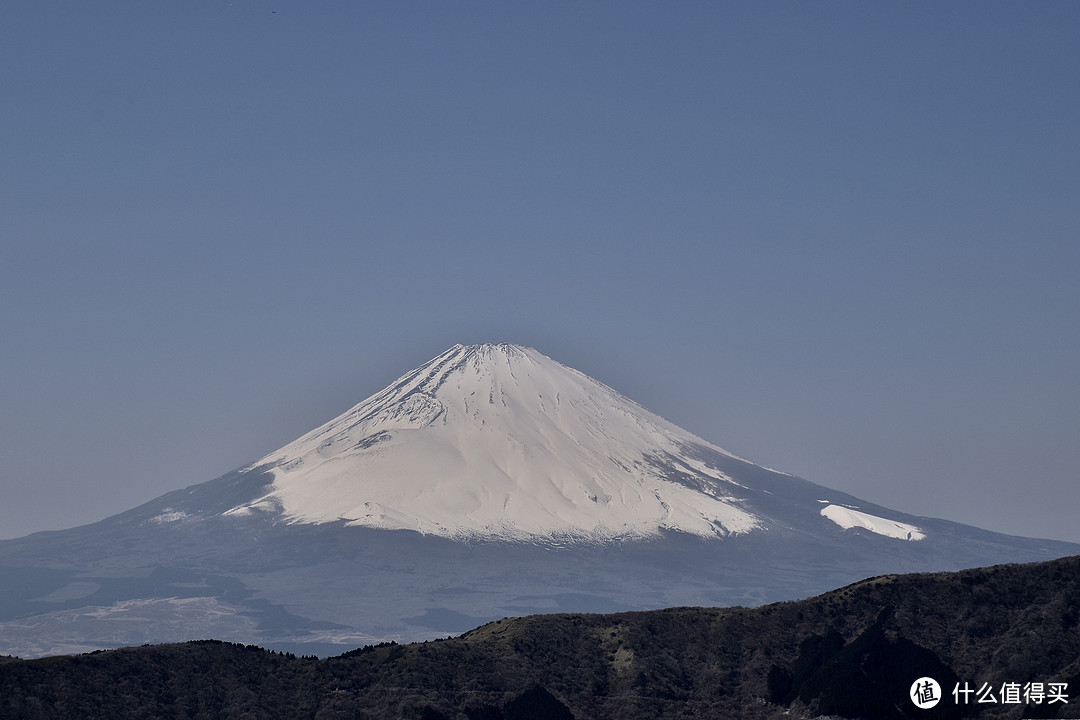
top-left (2, 556), bottom-right (1078, 719)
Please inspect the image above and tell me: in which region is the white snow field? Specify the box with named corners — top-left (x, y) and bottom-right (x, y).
top-left (227, 344), bottom-right (762, 541)
top-left (820, 504), bottom-right (926, 541)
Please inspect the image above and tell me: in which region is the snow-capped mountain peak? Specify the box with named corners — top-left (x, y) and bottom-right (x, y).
top-left (225, 343), bottom-right (761, 541)
top-left (7, 343), bottom-right (1078, 658)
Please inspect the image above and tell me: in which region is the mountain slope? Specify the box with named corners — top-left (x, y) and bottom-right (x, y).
top-left (2, 555), bottom-right (1077, 719)
top-left (225, 343), bottom-right (762, 541)
top-left (0, 343), bottom-right (1076, 658)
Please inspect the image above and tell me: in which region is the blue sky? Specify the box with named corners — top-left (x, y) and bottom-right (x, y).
top-left (2, 1), bottom-right (1078, 543)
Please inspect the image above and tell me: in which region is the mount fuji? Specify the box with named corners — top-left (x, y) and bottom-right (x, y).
top-left (1, 343), bottom-right (1075, 658)
top-left (227, 343), bottom-right (763, 541)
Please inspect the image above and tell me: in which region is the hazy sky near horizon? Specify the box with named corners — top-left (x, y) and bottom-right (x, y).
top-left (2, 2), bottom-right (1078, 544)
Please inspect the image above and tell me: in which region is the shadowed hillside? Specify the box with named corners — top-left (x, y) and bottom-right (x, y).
top-left (2, 556), bottom-right (1077, 719)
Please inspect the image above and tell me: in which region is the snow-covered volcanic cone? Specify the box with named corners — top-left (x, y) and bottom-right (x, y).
top-left (1, 343), bottom-right (1075, 658)
top-left (226, 343), bottom-right (760, 541)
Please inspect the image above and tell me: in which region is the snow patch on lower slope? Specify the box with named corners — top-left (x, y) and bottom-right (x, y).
top-left (820, 504), bottom-right (925, 541)
top-left (147, 509), bottom-right (191, 525)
